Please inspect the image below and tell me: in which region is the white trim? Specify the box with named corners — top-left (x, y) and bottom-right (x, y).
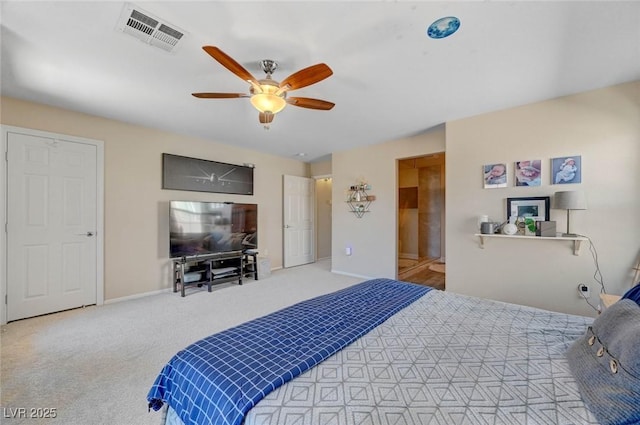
top-left (104, 288), bottom-right (172, 304)
top-left (95, 140), bottom-right (105, 306)
top-left (0, 128), bottom-right (6, 325)
top-left (0, 125), bottom-right (105, 324)
top-left (330, 269), bottom-right (374, 280)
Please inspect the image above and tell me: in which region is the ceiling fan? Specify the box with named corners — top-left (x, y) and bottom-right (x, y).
top-left (192, 46), bottom-right (335, 128)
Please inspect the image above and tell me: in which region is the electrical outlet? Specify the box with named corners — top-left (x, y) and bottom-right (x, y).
top-left (577, 284), bottom-right (590, 298)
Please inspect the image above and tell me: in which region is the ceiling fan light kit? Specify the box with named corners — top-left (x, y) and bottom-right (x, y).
top-left (249, 75), bottom-right (287, 114)
top-left (192, 46), bottom-right (334, 128)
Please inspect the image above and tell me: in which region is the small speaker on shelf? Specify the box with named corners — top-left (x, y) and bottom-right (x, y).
top-left (536, 221), bottom-right (556, 237)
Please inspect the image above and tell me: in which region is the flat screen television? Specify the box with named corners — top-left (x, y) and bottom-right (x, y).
top-left (169, 201), bottom-right (257, 258)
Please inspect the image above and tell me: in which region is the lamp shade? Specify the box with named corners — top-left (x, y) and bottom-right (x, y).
top-left (552, 191), bottom-right (587, 210)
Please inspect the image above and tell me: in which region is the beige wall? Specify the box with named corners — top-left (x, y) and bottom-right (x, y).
top-left (447, 81), bottom-right (640, 316)
top-left (1, 97), bottom-right (308, 301)
top-left (315, 178), bottom-right (333, 260)
top-left (331, 128), bottom-right (446, 278)
top-left (398, 168), bottom-right (419, 258)
top-left (3, 81), bottom-right (638, 316)
top-left (311, 160), bottom-right (333, 260)
top-left (331, 81), bottom-right (639, 316)
top-left (310, 160), bottom-right (332, 177)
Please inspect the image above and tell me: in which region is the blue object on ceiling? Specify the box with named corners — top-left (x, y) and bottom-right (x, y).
top-left (427, 16), bottom-right (461, 39)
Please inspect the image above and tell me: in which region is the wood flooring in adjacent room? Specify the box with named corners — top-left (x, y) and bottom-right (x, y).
top-left (398, 258), bottom-right (446, 291)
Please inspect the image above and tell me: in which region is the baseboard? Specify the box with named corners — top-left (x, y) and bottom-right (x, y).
top-left (104, 287), bottom-right (172, 304)
top-left (399, 253), bottom-right (419, 260)
top-left (331, 269), bottom-right (374, 280)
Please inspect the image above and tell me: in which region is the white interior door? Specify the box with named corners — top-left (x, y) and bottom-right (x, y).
top-left (283, 175), bottom-right (315, 268)
top-left (7, 131), bottom-right (98, 321)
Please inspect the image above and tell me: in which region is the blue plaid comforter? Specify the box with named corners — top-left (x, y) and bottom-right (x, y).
top-left (147, 278), bottom-right (431, 425)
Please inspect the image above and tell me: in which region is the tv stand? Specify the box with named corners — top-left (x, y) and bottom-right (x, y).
top-left (242, 249), bottom-right (259, 280)
top-left (171, 251), bottom-right (243, 297)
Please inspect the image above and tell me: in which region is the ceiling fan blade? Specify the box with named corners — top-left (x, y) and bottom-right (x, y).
top-left (280, 63), bottom-right (333, 91)
top-left (287, 97), bottom-right (335, 110)
top-left (202, 46), bottom-right (260, 85)
top-left (192, 93), bottom-right (249, 99)
top-left (259, 112), bottom-right (275, 124)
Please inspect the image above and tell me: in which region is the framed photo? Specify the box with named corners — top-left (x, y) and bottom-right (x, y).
top-left (515, 159), bottom-right (541, 187)
top-left (506, 196), bottom-right (550, 221)
top-left (483, 163), bottom-right (507, 188)
top-left (162, 153), bottom-right (254, 195)
top-left (551, 155), bottom-right (581, 184)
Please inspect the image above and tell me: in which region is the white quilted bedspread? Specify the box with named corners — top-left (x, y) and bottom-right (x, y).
top-left (242, 289), bottom-right (598, 425)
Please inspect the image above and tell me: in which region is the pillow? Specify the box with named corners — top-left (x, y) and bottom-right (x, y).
top-left (567, 299), bottom-right (640, 425)
top-left (622, 281), bottom-right (640, 305)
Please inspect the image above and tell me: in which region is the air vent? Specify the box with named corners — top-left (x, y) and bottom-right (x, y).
top-left (117, 4), bottom-right (186, 53)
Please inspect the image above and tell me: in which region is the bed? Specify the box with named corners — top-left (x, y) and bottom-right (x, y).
top-left (147, 278), bottom-right (640, 425)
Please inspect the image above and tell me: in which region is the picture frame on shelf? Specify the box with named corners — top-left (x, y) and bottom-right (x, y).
top-left (506, 196), bottom-right (550, 222)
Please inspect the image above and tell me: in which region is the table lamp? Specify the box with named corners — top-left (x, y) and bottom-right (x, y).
top-left (552, 191), bottom-right (587, 236)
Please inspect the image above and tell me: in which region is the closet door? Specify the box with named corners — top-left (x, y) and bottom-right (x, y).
top-left (7, 130), bottom-right (99, 321)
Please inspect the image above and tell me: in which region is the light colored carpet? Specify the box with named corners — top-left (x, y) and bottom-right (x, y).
top-left (0, 260), bottom-right (362, 425)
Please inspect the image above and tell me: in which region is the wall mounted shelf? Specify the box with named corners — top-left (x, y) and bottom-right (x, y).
top-left (347, 184), bottom-right (375, 218)
top-left (474, 233), bottom-right (588, 255)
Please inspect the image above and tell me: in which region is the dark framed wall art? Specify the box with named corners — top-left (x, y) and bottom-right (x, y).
top-left (162, 153), bottom-right (254, 195)
top-left (506, 196), bottom-right (550, 221)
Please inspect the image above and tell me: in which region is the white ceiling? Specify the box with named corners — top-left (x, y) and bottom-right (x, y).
top-left (2, 1), bottom-right (639, 162)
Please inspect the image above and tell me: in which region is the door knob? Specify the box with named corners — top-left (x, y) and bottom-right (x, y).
top-left (77, 231), bottom-right (94, 236)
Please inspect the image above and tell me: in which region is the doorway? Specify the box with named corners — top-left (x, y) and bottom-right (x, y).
top-left (314, 176), bottom-right (332, 261)
top-left (282, 174), bottom-right (332, 268)
top-left (283, 175), bottom-right (315, 268)
top-left (397, 153), bottom-right (445, 290)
